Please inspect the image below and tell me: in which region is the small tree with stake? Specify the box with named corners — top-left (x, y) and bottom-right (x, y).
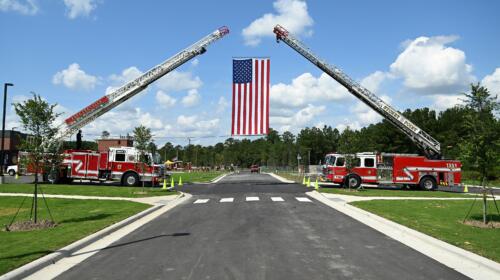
top-left (8, 93), bottom-right (60, 229)
top-left (460, 83), bottom-right (500, 225)
top-left (133, 125), bottom-right (152, 193)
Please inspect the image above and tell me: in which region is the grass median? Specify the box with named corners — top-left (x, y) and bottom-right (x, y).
top-left (0, 184), bottom-right (178, 198)
top-left (351, 199), bottom-right (500, 262)
top-left (0, 196), bottom-right (149, 275)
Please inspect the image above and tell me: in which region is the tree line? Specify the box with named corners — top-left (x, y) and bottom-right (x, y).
top-left (159, 84), bottom-right (499, 181)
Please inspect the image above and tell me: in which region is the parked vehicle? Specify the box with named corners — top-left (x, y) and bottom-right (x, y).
top-left (250, 165), bottom-right (260, 173)
top-left (6, 165), bottom-right (17, 176)
top-left (57, 147), bottom-right (163, 186)
top-left (322, 152), bottom-right (461, 190)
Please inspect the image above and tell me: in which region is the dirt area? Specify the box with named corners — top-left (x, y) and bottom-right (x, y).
top-left (5, 220), bottom-right (57, 232)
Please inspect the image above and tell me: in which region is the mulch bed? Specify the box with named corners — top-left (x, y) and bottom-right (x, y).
top-left (462, 219), bottom-right (500, 228)
top-left (5, 220), bottom-right (57, 232)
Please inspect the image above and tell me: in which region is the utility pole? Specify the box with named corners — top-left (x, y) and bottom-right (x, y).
top-left (0, 83), bottom-right (14, 184)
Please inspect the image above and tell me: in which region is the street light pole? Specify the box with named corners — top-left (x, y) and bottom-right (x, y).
top-left (1, 83), bottom-right (14, 184)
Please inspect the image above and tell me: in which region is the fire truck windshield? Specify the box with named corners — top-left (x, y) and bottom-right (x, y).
top-left (325, 155), bottom-right (336, 166)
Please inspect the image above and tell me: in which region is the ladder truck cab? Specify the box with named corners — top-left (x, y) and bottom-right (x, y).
top-left (323, 152), bottom-right (461, 190)
top-left (60, 147), bottom-right (164, 186)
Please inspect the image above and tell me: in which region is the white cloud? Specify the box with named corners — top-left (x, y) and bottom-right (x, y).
top-left (0, 0), bottom-right (38, 15)
top-left (156, 70), bottom-right (202, 92)
top-left (181, 89), bottom-right (200, 107)
top-left (270, 72), bottom-right (349, 108)
top-left (191, 58), bottom-right (199, 66)
top-left (390, 35), bottom-right (474, 94)
top-left (430, 94), bottom-right (465, 111)
top-left (155, 90), bottom-right (176, 108)
top-left (174, 114), bottom-right (220, 135)
top-left (105, 66), bottom-right (143, 95)
top-left (242, 0), bottom-right (313, 46)
top-left (63, 0), bottom-right (97, 19)
top-left (482, 68), bottom-right (500, 100)
top-left (216, 96), bottom-right (228, 113)
top-left (52, 63), bottom-right (98, 91)
top-left (271, 104), bottom-right (325, 133)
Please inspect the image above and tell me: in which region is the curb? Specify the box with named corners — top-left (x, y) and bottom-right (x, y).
top-left (307, 191), bottom-right (500, 280)
top-left (0, 194), bottom-right (185, 280)
top-left (266, 172), bottom-right (295, 183)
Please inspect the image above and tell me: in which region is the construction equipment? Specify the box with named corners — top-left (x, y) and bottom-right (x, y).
top-left (273, 25), bottom-right (441, 159)
top-left (50, 26), bottom-right (230, 147)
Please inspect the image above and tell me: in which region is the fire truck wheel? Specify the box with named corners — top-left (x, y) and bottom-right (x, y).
top-left (8, 170), bottom-right (15, 176)
top-left (123, 172), bottom-right (139, 187)
top-left (345, 174), bottom-right (361, 189)
top-left (419, 176), bottom-right (437, 191)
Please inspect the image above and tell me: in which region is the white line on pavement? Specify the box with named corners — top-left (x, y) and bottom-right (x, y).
top-left (296, 197), bottom-right (312, 202)
top-left (220, 198), bottom-right (234, 203)
top-left (193, 199), bottom-right (209, 204)
top-left (271, 197), bottom-right (284, 202)
top-left (246, 197), bottom-right (259, 201)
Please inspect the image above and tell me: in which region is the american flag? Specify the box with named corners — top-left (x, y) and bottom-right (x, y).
top-left (232, 58), bottom-right (270, 135)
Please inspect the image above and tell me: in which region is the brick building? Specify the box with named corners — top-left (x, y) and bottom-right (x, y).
top-left (0, 130), bottom-right (28, 166)
top-left (97, 136), bottom-right (134, 152)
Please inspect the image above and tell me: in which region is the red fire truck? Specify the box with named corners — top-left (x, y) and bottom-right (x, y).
top-left (59, 147), bottom-right (163, 186)
top-left (322, 152), bottom-right (461, 190)
top-left (274, 25), bottom-right (463, 190)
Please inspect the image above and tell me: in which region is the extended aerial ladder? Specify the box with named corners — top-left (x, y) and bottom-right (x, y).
top-left (273, 25), bottom-right (441, 159)
top-left (48, 26), bottom-right (229, 148)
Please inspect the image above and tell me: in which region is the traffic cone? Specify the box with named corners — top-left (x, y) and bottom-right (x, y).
top-left (179, 176), bottom-right (183, 186)
top-left (463, 185), bottom-right (468, 193)
top-left (171, 176), bottom-right (175, 188)
top-left (314, 177), bottom-right (319, 190)
top-left (302, 176), bottom-right (306, 185)
top-left (15, 173), bottom-right (19, 180)
top-left (307, 177), bottom-right (311, 187)
top-left (162, 178), bottom-right (167, 190)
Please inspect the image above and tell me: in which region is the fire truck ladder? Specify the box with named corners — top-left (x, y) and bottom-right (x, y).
top-left (273, 24), bottom-right (441, 159)
top-left (49, 26), bottom-right (230, 147)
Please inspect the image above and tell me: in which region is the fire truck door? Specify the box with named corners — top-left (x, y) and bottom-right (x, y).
top-left (86, 154), bottom-right (99, 179)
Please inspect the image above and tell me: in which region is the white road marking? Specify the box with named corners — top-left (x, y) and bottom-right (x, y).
top-left (271, 197), bottom-right (284, 202)
top-left (193, 199), bottom-right (209, 204)
top-left (246, 196), bottom-right (259, 201)
top-left (220, 198), bottom-right (234, 203)
top-left (296, 197), bottom-right (312, 202)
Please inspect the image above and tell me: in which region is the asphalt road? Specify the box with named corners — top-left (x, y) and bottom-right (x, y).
top-left (56, 172), bottom-right (468, 280)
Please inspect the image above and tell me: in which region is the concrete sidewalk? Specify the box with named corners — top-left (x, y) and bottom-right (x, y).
top-left (0, 192), bottom-right (179, 205)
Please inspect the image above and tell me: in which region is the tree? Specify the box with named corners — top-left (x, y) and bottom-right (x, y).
top-left (101, 130), bottom-right (110, 139)
top-left (13, 93), bottom-right (61, 224)
top-left (133, 125), bottom-right (152, 192)
top-left (459, 83), bottom-right (500, 224)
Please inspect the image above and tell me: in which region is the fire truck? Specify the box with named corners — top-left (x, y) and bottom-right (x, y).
top-left (59, 147), bottom-right (162, 186)
top-left (31, 26), bottom-right (230, 185)
top-left (273, 25), bottom-right (462, 190)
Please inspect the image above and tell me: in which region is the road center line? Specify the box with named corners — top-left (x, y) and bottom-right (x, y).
top-left (296, 197), bottom-right (312, 202)
top-left (193, 199), bottom-right (209, 204)
top-left (220, 198), bottom-right (234, 203)
top-left (271, 197), bottom-right (284, 202)
top-left (246, 197), bottom-right (259, 201)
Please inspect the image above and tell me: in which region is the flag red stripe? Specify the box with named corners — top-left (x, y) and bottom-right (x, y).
top-left (249, 82), bottom-right (253, 135)
top-left (231, 83), bottom-right (235, 135)
top-left (254, 59), bottom-right (259, 134)
top-left (266, 59), bottom-right (270, 134)
top-left (237, 83), bottom-right (241, 135)
top-left (243, 83), bottom-right (247, 134)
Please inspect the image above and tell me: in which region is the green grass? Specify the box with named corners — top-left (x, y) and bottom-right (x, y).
top-left (462, 179), bottom-right (500, 188)
top-left (169, 171), bottom-right (226, 183)
top-left (0, 196), bottom-right (149, 275)
top-left (319, 187), bottom-right (477, 198)
top-left (351, 199), bottom-right (500, 262)
top-left (0, 184), bottom-right (178, 198)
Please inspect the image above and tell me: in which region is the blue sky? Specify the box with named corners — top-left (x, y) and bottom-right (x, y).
top-left (1, 0), bottom-right (499, 146)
